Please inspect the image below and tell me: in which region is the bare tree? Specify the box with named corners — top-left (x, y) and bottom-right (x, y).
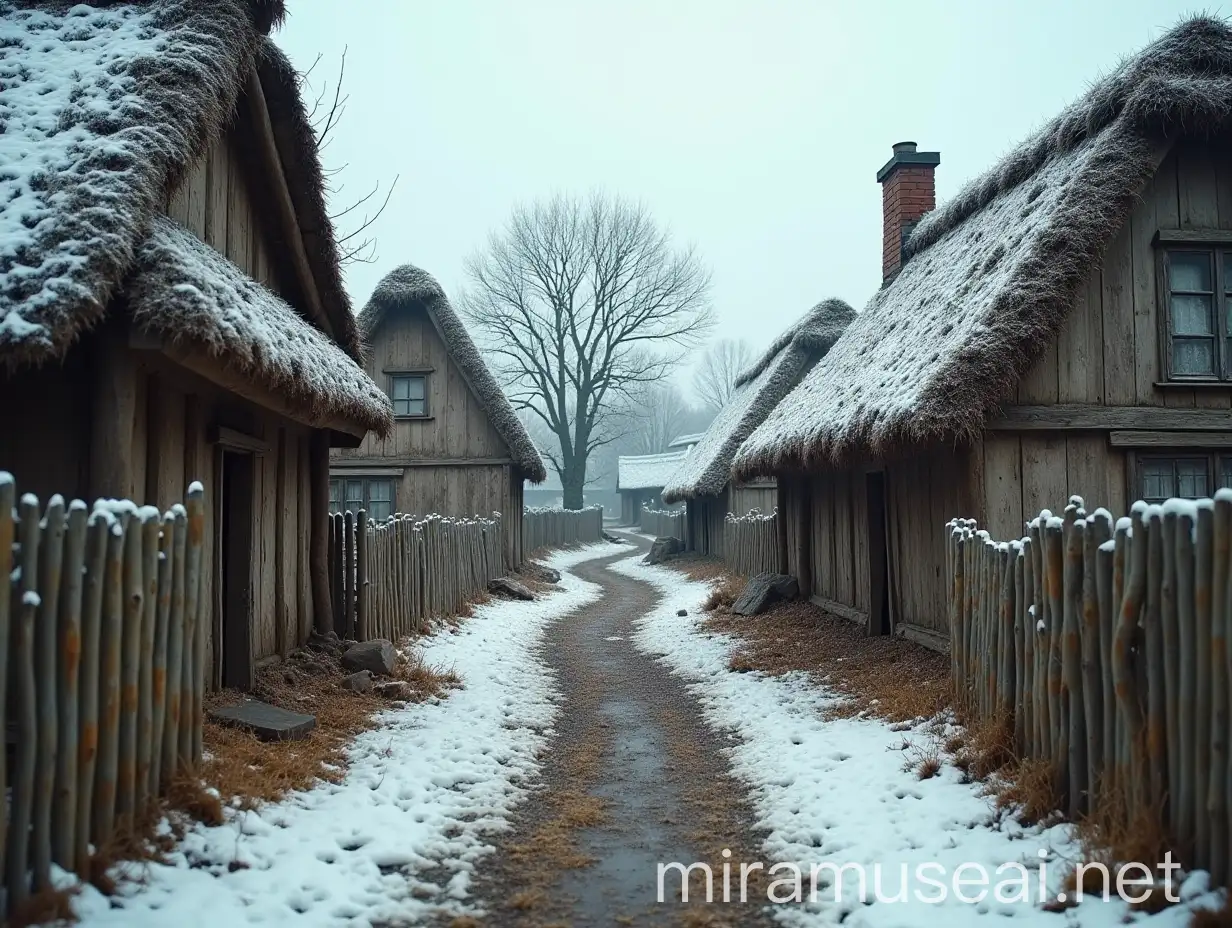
top-left (462, 192), bottom-right (713, 509)
top-left (693, 338), bottom-right (754, 412)
top-left (299, 49), bottom-right (398, 266)
top-left (621, 381), bottom-right (690, 455)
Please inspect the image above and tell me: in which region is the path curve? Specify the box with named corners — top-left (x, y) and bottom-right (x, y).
top-left (463, 536), bottom-right (775, 927)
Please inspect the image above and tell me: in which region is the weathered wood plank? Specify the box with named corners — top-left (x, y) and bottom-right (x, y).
top-left (1058, 265), bottom-right (1105, 404)
top-left (990, 404), bottom-right (1232, 431)
top-left (1021, 436), bottom-right (1068, 519)
top-left (1066, 434), bottom-right (1111, 513)
top-left (205, 139), bottom-right (229, 253)
top-left (983, 434), bottom-right (1022, 539)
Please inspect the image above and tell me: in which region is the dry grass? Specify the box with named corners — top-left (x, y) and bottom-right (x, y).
top-left (703, 575), bottom-right (745, 613)
top-left (704, 594), bottom-right (950, 724)
top-left (670, 554), bottom-right (732, 585)
top-left (203, 643), bottom-right (461, 809)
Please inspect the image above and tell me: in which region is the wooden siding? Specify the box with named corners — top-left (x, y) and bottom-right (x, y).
top-left (391, 463), bottom-right (510, 521)
top-left (341, 307), bottom-right (509, 463)
top-left (685, 491), bottom-right (728, 556)
top-left (809, 469), bottom-right (871, 620)
top-left (731, 480), bottom-right (776, 516)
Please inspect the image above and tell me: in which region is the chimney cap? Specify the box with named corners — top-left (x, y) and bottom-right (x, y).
top-left (877, 142), bottom-right (941, 183)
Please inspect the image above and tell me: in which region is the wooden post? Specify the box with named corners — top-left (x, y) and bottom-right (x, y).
top-left (135, 512), bottom-right (159, 810)
top-left (1045, 518), bottom-right (1066, 790)
top-left (149, 511), bottom-right (173, 802)
top-left (117, 509), bottom-right (144, 821)
top-left (32, 496), bottom-right (64, 889)
top-left (89, 335), bottom-right (137, 501)
top-left (75, 513), bottom-right (108, 874)
top-left (776, 482), bottom-right (789, 575)
top-left (1177, 509), bottom-right (1198, 846)
top-left (343, 509), bottom-right (355, 639)
top-left (0, 474), bottom-right (13, 887)
top-left (1161, 508), bottom-right (1181, 820)
top-left (1208, 493), bottom-right (1231, 885)
top-left (1115, 508), bottom-right (1149, 808)
top-left (53, 502), bottom-right (87, 868)
top-left (1084, 512), bottom-right (1112, 802)
top-left (9, 495), bottom-right (41, 908)
top-left (1194, 505), bottom-right (1215, 864)
top-left (1062, 517), bottom-right (1085, 814)
top-left (94, 512), bottom-right (126, 847)
top-left (182, 487), bottom-right (204, 767)
top-left (162, 510), bottom-right (186, 785)
top-left (309, 431), bottom-right (333, 635)
top-left (356, 510), bottom-right (369, 641)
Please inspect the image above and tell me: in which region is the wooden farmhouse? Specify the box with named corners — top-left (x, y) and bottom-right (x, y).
top-left (0, 0), bottom-right (393, 690)
top-left (734, 17), bottom-right (1232, 650)
top-left (616, 451), bottom-right (688, 525)
top-left (330, 265), bottom-right (547, 568)
top-left (662, 300), bottom-right (853, 556)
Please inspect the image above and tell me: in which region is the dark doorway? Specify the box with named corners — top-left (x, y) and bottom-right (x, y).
top-left (866, 472), bottom-right (891, 636)
top-left (219, 450), bottom-right (255, 690)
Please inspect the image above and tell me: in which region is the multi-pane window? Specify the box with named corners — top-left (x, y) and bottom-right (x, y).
top-left (1164, 248), bottom-right (1232, 380)
top-left (390, 374), bottom-right (428, 417)
top-left (328, 478), bottom-right (395, 521)
top-left (1137, 454), bottom-right (1232, 504)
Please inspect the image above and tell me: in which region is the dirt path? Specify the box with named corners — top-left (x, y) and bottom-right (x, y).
top-left (461, 536), bottom-right (775, 927)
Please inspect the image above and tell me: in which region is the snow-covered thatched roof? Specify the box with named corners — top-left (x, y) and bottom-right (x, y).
top-left (668, 432), bottom-right (706, 450)
top-left (735, 16), bottom-right (1232, 478)
top-left (0, 0), bottom-right (364, 374)
top-left (618, 450), bottom-right (690, 492)
top-left (131, 218), bottom-right (392, 434)
top-left (359, 265), bottom-right (548, 483)
top-left (664, 299), bottom-right (853, 502)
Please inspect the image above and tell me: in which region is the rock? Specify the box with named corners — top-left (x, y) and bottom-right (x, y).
top-left (677, 608), bottom-right (688, 617)
top-left (342, 669), bottom-right (374, 694)
top-left (488, 577), bottom-right (535, 600)
top-left (373, 681), bottom-right (410, 699)
top-left (324, 630), bottom-right (339, 641)
top-left (732, 572), bottom-right (799, 616)
top-left (341, 639), bottom-right (398, 676)
top-left (306, 633), bottom-right (342, 656)
top-left (602, 531), bottom-right (625, 544)
top-left (642, 536), bottom-right (683, 565)
top-left (210, 698), bottom-right (316, 742)
top-left (522, 563), bottom-right (561, 584)
top-left (341, 638), bottom-right (359, 652)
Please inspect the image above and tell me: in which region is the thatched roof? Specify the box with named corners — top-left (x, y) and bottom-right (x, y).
top-left (359, 265), bottom-right (548, 483)
top-left (663, 298), bottom-right (853, 502)
top-left (734, 16), bottom-right (1232, 478)
top-left (618, 451), bottom-right (690, 492)
top-left (0, 0), bottom-right (363, 372)
top-left (131, 217), bottom-right (391, 434)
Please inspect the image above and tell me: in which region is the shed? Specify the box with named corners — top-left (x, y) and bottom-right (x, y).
top-left (735, 16), bottom-right (1232, 649)
top-left (616, 450), bottom-right (689, 525)
top-left (662, 299), bottom-right (853, 556)
top-left (331, 264), bottom-right (546, 568)
top-left (0, 0), bottom-right (392, 689)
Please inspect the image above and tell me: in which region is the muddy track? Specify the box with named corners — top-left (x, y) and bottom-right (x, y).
top-left (460, 536), bottom-right (775, 927)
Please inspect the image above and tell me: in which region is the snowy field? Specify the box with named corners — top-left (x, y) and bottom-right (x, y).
top-left (611, 555), bottom-right (1226, 927)
top-left (74, 542), bottom-right (626, 927)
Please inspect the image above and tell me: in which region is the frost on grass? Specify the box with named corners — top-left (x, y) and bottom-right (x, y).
top-left (73, 542), bottom-right (626, 926)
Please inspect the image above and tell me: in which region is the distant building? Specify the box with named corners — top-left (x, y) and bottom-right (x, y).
top-left (616, 450), bottom-right (689, 524)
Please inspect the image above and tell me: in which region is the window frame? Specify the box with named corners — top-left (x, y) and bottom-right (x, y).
top-left (328, 477), bottom-right (397, 520)
top-left (1159, 242), bottom-right (1232, 383)
top-left (386, 370), bottom-right (431, 419)
top-left (1134, 451), bottom-right (1232, 504)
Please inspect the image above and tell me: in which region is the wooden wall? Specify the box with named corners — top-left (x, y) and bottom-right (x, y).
top-left (731, 480), bottom-right (777, 516)
top-left (781, 476), bottom-right (810, 587)
top-left (685, 491), bottom-right (728, 556)
top-left (393, 463), bottom-right (509, 519)
top-left (809, 469), bottom-right (871, 622)
top-left (982, 140), bottom-right (1232, 537)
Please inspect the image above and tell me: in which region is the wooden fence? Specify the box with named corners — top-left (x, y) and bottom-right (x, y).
top-left (522, 506), bottom-right (604, 552)
top-left (0, 474), bottom-right (205, 912)
top-left (948, 492), bottom-right (1232, 882)
top-left (640, 508), bottom-right (684, 539)
top-left (329, 511), bottom-right (505, 642)
top-left (725, 508), bottom-right (780, 577)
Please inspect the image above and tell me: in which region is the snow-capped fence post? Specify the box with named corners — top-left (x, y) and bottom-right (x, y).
top-left (0, 476), bottom-right (13, 887)
top-left (722, 508), bottom-right (780, 578)
top-left (521, 506), bottom-right (605, 552)
top-left (945, 492), bottom-right (1232, 886)
top-left (8, 492), bottom-right (41, 909)
top-left (356, 509), bottom-right (369, 642)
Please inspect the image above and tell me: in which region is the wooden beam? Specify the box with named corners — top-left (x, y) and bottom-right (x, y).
top-left (140, 336), bottom-right (367, 439)
top-left (326, 467), bottom-right (403, 478)
top-left (208, 426), bottom-right (271, 456)
top-left (331, 456), bottom-right (514, 468)
top-left (1154, 228), bottom-right (1232, 247)
top-left (90, 334), bottom-right (138, 501)
top-left (244, 69), bottom-right (334, 342)
top-left (809, 594), bottom-right (867, 627)
top-left (988, 404), bottom-right (1232, 432)
top-left (895, 621), bottom-right (950, 654)
top-left (1109, 430), bottom-right (1232, 449)
top-left (309, 431), bottom-right (332, 636)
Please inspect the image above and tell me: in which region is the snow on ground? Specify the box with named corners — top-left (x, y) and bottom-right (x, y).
top-left (610, 555), bottom-right (1225, 927)
top-left (74, 542), bottom-right (626, 928)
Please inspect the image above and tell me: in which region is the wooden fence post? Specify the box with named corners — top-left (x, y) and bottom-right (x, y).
top-left (32, 496), bottom-right (64, 889)
top-left (0, 475), bottom-right (13, 888)
top-left (8, 494), bottom-right (41, 909)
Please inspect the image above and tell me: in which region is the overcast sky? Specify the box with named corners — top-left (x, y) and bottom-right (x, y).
top-left (279, 0), bottom-right (1196, 392)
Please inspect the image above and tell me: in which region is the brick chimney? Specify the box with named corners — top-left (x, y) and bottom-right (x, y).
top-left (877, 141), bottom-right (940, 284)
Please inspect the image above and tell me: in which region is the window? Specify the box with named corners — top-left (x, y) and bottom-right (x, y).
top-left (328, 478), bottom-right (395, 520)
top-left (390, 374), bottom-right (428, 417)
top-left (1163, 248), bottom-right (1232, 380)
top-left (1136, 453), bottom-right (1232, 504)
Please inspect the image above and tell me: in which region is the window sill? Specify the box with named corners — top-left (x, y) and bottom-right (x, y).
top-left (1154, 380), bottom-right (1232, 389)
top-left (394, 415), bottom-right (435, 421)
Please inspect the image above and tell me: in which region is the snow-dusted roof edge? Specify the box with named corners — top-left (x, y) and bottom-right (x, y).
top-left (735, 16), bottom-right (1232, 479)
top-left (358, 265), bottom-right (547, 483)
top-left (662, 298), bottom-right (853, 502)
top-left (618, 450), bottom-right (691, 491)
